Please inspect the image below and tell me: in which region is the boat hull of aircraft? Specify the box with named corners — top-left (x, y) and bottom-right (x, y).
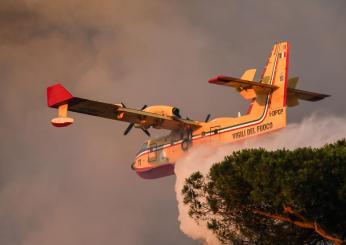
top-left (134, 163), bottom-right (175, 179)
top-left (132, 109), bottom-right (283, 179)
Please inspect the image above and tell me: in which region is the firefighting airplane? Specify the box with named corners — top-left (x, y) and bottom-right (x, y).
top-left (47, 41), bottom-right (329, 179)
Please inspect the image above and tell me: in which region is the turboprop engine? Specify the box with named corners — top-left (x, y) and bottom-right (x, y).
top-left (122, 105), bottom-right (182, 136)
top-left (143, 105), bottom-right (182, 118)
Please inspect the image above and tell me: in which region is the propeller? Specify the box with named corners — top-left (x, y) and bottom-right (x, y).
top-left (172, 107), bottom-right (182, 118)
top-left (123, 104), bottom-right (150, 137)
top-left (124, 123), bottom-right (134, 135)
top-left (141, 128), bottom-right (151, 137)
top-left (205, 114), bottom-right (211, 122)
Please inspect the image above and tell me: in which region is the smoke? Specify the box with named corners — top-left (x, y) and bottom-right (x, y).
top-left (1, 0), bottom-right (345, 244)
top-left (0, 1), bottom-right (209, 244)
top-left (174, 113), bottom-right (346, 244)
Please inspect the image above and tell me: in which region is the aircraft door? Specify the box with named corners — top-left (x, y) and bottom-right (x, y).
top-left (181, 129), bottom-right (193, 151)
top-left (148, 143), bottom-right (157, 162)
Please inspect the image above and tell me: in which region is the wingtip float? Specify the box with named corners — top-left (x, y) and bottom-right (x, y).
top-left (47, 42), bottom-right (330, 179)
top-left (47, 84), bottom-right (74, 127)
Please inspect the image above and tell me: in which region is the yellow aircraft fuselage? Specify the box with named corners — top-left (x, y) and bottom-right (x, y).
top-left (133, 42), bottom-right (288, 179)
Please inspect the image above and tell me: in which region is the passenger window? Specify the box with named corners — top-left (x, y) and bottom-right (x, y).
top-left (138, 159), bottom-right (141, 166)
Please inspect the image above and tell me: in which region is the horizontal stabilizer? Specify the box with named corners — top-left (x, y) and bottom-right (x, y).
top-left (209, 76), bottom-right (278, 93)
top-left (287, 88), bottom-right (330, 102)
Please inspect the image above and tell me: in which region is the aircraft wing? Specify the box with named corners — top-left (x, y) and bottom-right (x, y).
top-left (208, 76), bottom-right (278, 93)
top-left (47, 84), bottom-right (201, 130)
top-left (287, 87), bottom-right (330, 102)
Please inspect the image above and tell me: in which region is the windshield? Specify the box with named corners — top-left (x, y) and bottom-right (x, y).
top-left (136, 142), bottom-right (149, 155)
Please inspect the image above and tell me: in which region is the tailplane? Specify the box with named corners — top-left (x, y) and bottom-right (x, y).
top-left (208, 41), bottom-right (329, 130)
top-left (286, 77), bottom-right (329, 106)
top-left (209, 41), bottom-right (329, 110)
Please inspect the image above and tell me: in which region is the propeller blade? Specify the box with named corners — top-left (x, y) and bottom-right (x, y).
top-left (141, 128), bottom-right (151, 137)
top-left (172, 107), bottom-right (182, 118)
top-left (205, 114), bottom-right (211, 122)
top-left (123, 105), bottom-right (148, 136)
top-left (124, 123), bottom-right (134, 135)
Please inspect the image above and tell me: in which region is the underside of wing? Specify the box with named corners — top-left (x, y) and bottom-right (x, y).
top-left (209, 76), bottom-right (278, 93)
top-left (63, 97), bottom-right (119, 119)
top-left (287, 88), bottom-right (330, 102)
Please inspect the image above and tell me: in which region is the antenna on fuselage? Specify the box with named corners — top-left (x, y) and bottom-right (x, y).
top-left (205, 114), bottom-right (211, 122)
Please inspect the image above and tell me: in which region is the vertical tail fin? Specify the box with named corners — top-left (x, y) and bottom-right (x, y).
top-left (239, 42), bottom-right (290, 113)
top-left (264, 42), bottom-right (290, 108)
top-left (260, 41), bottom-right (290, 128)
top-left (243, 42), bottom-right (289, 129)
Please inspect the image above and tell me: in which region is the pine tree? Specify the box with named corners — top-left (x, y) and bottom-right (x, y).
top-left (182, 140), bottom-right (346, 244)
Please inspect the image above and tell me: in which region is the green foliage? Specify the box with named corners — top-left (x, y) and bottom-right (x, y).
top-left (182, 140), bottom-right (346, 244)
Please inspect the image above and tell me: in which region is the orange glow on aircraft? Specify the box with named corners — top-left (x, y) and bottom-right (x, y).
top-left (47, 42), bottom-right (329, 179)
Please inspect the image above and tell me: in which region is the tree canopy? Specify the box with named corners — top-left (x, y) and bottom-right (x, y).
top-left (182, 140), bottom-right (346, 244)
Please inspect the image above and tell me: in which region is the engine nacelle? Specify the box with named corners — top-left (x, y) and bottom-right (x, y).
top-left (143, 105), bottom-right (181, 118)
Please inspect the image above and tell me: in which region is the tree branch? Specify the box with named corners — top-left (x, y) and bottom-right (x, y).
top-left (252, 208), bottom-right (344, 245)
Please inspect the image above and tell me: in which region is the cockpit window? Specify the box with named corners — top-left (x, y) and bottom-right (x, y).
top-left (136, 142), bottom-right (149, 155)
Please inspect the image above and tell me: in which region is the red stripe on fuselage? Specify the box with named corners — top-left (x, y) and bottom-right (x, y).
top-left (283, 42), bottom-right (290, 107)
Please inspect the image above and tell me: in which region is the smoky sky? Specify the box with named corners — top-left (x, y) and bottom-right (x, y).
top-left (0, 0), bottom-right (345, 244)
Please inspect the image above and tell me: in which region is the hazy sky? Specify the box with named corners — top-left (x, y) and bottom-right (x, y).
top-left (1, 0), bottom-right (345, 244)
